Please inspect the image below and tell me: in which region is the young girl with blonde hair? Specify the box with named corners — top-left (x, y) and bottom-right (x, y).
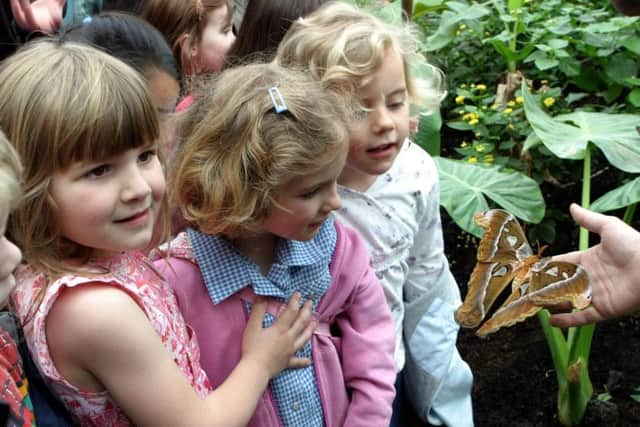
top-left (277, 3), bottom-right (474, 426)
top-left (0, 38), bottom-right (313, 426)
top-left (154, 61), bottom-right (397, 426)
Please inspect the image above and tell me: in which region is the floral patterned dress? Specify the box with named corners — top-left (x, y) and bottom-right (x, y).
top-left (11, 251), bottom-right (211, 426)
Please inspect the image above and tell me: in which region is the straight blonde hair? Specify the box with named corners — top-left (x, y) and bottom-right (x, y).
top-left (172, 61), bottom-right (350, 238)
top-left (0, 39), bottom-right (170, 277)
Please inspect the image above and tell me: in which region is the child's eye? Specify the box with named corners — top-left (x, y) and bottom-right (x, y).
top-left (300, 187), bottom-right (320, 199)
top-left (388, 99), bottom-right (406, 110)
top-left (85, 164), bottom-right (110, 179)
top-left (138, 149), bottom-right (157, 164)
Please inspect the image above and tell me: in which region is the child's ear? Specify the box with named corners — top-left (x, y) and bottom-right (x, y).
top-left (176, 33), bottom-right (198, 57)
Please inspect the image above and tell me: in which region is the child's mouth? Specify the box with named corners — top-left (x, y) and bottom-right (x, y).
top-left (367, 143), bottom-right (395, 153)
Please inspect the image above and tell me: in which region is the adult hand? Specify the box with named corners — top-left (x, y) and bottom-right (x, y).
top-left (10, 0), bottom-right (66, 33)
top-left (549, 204), bottom-right (640, 327)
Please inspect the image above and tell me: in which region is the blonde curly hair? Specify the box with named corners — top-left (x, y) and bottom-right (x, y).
top-left (276, 1), bottom-right (445, 113)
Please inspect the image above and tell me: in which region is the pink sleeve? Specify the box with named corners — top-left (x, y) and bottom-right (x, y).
top-left (334, 226), bottom-right (397, 426)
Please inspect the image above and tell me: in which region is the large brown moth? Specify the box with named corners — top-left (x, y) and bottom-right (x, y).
top-left (455, 209), bottom-right (592, 337)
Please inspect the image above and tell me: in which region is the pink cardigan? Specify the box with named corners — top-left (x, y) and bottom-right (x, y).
top-left (154, 221), bottom-right (396, 426)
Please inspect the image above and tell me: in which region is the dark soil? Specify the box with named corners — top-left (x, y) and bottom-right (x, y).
top-left (406, 210), bottom-right (640, 427)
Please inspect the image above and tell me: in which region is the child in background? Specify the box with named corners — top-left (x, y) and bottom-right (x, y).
top-left (224, 0), bottom-right (327, 65)
top-left (154, 62), bottom-right (397, 426)
top-left (65, 12), bottom-right (181, 153)
top-left (141, 0), bottom-right (235, 85)
top-left (0, 131), bottom-right (35, 427)
top-left (0, 39), bottom-right (313, 426)
top-left (277, 3), bottom-right (474, 426)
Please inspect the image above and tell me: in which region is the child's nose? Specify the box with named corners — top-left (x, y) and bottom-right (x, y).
top-left (121, 166), bottom-right (152, 202)
top-left (323, 184), bottom-right (342, 212)
top-left (372, 107), bottom-right (394, 133)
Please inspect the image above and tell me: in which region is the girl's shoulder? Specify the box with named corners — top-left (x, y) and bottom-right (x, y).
top-left (392, 140), bottom-right (438, 183)
top-left (12, 253), bottom-right (165, 324)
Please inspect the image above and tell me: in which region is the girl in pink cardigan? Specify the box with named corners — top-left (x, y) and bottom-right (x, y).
top-left (154, 62), bottom-right (397, 427)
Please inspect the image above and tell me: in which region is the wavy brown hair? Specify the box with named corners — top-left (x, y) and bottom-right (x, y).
top-left (142, 0), bottom-right (233, 78)
top-left (172, 61), bottom-right (350, 238)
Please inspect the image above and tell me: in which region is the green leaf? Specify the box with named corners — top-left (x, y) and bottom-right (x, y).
top-left (522, 131), bottom-right (542, 152)
top-left (547, 38), bottom-right (569, 49)
top-left (487, 39), bottom-right (518, 62)
top-left (522, 82), bottom-right (640, 172)
top-left (604, 55), bottom-right (638, 84)
top-left (414, 111), bottom-right (442, 156)
top-left (534, 55), bottom-right (559, 70)
top-left (557, 111), bottom-right (640, 173)
top-left (371, 1), bottom-right (403, 25)
top-left (628, 88), bottom-right (640, 107)
top-left (434, 157), bottom-right (545, 237)
top-left (622, 36), bottom-right (640, 55)
top-left (591, 177), bottom-right (640, 212)
top-left (631, 386), bottom-right (640, 403)
top-left (425, 3), bottom-right (491, 51)
top-left (559, 57), bottom-right (581, 77)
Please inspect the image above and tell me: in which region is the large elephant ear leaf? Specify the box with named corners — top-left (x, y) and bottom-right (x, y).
top-left (434, 157), bottom-right (545, 237)
top-left (591, 176), bottom-right (640, 213)
top-left (555, 111), bottom-right (640, 173)
top-left (523, 82), bottom-right (640, 173)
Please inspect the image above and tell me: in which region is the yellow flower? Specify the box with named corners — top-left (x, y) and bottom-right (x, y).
top-left (516, 96), bottom-right (524, 104)
top-left (456, 30), bottom-right (462, 36)
top-left (455, 95), bottom-right (465, 104)
top-left (475, 144), bottom-right (485, 152)
top-left (508, 123), bottom-right (515, 130)
top-left (507, 100), bottom-right (516, 107)
top-left (468, 156), bottom-right (478, 164)
top-left (483, 155), bottom-right (494, 163)
top-left (471, 83), bottom-right (476, 88)
top-left (541, 79), bottom-right (549, 84)
top-left (543, 97), bottom-right (555, 107)
top-left (475, 132), bottom-right (482, 137)
top-left (460, 83), bottom-right (467, 88)
top-left (461, 141), bottom-right (468, 147)
top-left (503, 108), bottom-right (513, 114)
top-left (469, 118), bottom-right (479, 125)
top-left (475, 84), bottom-right (487, 91)
top-left (491, 104), bottom-right (499, 110)
top-left (459, 23), bottom-right (467, 30)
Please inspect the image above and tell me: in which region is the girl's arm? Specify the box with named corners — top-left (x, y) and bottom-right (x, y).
top-left (46, 284), bottom-right (313, 427)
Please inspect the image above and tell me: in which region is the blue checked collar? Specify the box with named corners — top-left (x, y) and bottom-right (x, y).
top-left (188, 217), bottom-right (336, 305)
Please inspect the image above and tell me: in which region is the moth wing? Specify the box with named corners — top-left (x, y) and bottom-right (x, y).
top-left (455, 260), bottom-right (517, 328)
top-left (476, 297), bottom-right (541, 337)
top-left (475, 209), bottom-right (533, 263)
top-left (527, 259), bottom-right (592, 309)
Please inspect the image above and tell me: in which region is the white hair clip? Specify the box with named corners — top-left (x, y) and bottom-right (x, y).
top-left (268, 86), bottom-right (288, 113)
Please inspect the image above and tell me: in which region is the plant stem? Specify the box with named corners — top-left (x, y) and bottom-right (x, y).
top-left (623, 203), bottom-right (637, 224)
